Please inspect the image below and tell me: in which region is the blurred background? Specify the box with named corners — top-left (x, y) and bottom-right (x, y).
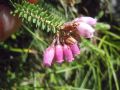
top-left (0, 0), bottom-right (120, 90)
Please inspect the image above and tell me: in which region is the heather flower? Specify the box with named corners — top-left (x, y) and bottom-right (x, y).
top-left (80, 16), bottom-right (97, 25)
top-left (63, 44), bottom-right (74, 62)
top-left (76, 22), bottom-right (95, 38)
top-left (69, 42), bottom-right (80, 56)
top-left (55, 44), bottom-right (64, 63)
top-left (43, 40), bottom-right (56, 66)
top-left (73, 16), bottom-right (97, 26)
top-left (42, 15), bottom-right (98, 66)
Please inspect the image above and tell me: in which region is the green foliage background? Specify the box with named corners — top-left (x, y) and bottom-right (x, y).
top-left (0, 0), bottom-right (120, 90)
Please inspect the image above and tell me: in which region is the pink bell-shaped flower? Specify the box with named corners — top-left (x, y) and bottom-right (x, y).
top-left (55, 44), bottom-right (64, 63)
top-left (76, 22), bottom-right (95, 38)
top-left (69, 42), bottom-right (80, 56)
top-left (79, 16), bottom-right (97, 26)
top-left (55, 40), bottom-right (64, 63)
top-left (63, 44), bottom-right (74, 62)
top-left (73, 16), bottom-right (97, 26)
top-left (43, 45), bottom-right (55, 66)
top-left (43, 40), bottom-right (56, 67)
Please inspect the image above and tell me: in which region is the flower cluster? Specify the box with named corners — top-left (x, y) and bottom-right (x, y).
top-left (43, 16), bottom-right (97, 67)
top-left (43, 37), bottom-right (80, 66)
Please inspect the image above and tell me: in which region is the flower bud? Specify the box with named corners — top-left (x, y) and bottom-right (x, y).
top-left (76, 22), bottom-right (95, 38)
top-left (69, 42), bottom-right (80, 56)
top-left (80, 16), bottom-right (97, 26)
top-left (73, 16), bottom-right (97, 26)
top-left (43, 45), bottom-right (55, 67)
top-left (55, 44), bottom-right (64, 63)
top-left (63, 44), bottom-right (74, 62)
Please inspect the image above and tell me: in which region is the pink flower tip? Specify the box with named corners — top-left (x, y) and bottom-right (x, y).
top-left (69, 42), bottom-right (80, 56)
top-left (79, 16), bottom-right (97, 26)
top-left (73, 16), bottom-right (97, 26)
top-left (43, 45), bottom-right (55, 67)
top-left (76, 22), bottom-right (95, 38)
top-left (55, 44), bottom-right (64, 63)
top-left (63, 44), bottom-right (74, 62)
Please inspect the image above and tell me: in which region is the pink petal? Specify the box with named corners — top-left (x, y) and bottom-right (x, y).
top-left (43, 45), bottom-right (55, 67)
top-left (69, 42), bottom-right (80, 56)
top-left (55, 44), bottom-right (64, 63)
top-left (76, 22), bottom-right (95, 38)
top-left (63, 44), bottom-right (74, 62)
top-left (73, 16), bottom-right (97, 26)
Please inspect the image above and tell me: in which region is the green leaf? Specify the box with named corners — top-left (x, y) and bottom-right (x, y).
top-left (95, 22), bottom-right (111, 31)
